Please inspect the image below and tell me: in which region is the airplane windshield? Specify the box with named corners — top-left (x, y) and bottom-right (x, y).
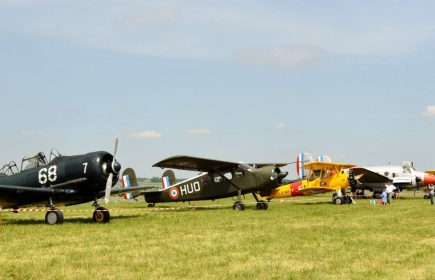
top-left (50, 148), bottom-right (63, 162)
top-left (21, 152), bottom-right (48, 171)
top-left (308, 169), bottom-right (322, 181)
top-left (239, 163), bottom-right (254, 170)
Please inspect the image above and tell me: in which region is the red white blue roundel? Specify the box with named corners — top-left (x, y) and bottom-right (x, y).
top-left (169, 187), bottom-right (179, 200)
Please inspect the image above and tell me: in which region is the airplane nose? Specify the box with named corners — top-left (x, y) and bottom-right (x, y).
top-left (424, 174), bottom-right (435, 186)
top-left (112, 161), bottom-right (121, 174)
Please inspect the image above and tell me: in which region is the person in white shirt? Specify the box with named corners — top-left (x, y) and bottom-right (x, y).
top-left (385, 180), bottom-right (396, 204)
top-left (428, 184), bottom-right (434, 205)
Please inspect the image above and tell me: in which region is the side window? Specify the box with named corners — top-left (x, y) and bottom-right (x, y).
top-left (213, 173), bottom-right (222, 183)
top-left (202, 175), bottom-right (212, 186)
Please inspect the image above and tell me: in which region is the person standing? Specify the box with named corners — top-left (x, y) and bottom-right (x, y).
top-left (385, 180), bottom-right (396, 204)
top-left (381, 189), bottom-right (387, 205)
top-left (429, 184), bottom-right (434, 205)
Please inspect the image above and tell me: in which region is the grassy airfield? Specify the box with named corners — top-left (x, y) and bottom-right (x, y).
top-left (0, 192), bottom-right (434, 280)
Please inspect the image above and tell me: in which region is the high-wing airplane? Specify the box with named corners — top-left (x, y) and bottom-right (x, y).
top-left (0, 136), bottom-right (152, 224)
top-left (121, 155), bottom-right (289, 210)
top-left (351, 162), bottom-right (435, 197)
top-left (258, 153), bottom-right (357, 205)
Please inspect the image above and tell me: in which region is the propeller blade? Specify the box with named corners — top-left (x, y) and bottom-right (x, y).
top-left (113, 134), bottom-right (119, 162)
top-left (105, 173), bottom-right (113, 204)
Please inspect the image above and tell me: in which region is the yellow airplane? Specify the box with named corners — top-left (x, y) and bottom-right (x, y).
top-left (258, 161), bottom-right (357, 205)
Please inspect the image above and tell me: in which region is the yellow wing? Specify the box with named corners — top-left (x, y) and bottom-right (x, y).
top-left (301, 162), bottom-right (356, 170)
top-left (425, 170), bottom-right (435, 175)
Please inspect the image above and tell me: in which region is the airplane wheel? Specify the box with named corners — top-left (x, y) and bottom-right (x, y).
top-left (45, 208), bottom-right (64, 225)
top-left (262, 202), bottom-right (269, 210)
top-left (334, 197), bottom-right (343, 205)
top-left (147, 203), bottom-right (155, 208)
top-left (344, 196), bottom-right (352, 204)
top-left (233, 201), bottom-right (245, 211)
top-left (93, 207), bottom-right (110, 223)
top-left (256, 200), bottom-right (268, 210)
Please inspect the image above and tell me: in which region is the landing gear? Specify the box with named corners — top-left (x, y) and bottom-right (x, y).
top-left (332, 194), bottom-right (353, 205)
top-left (334, 197), bottom-right (343, 205)
top-left (147, 203), bottom-right (155, 208)
top-left (45, 208), bottom-right (64, 225)
top-left (233, 201), bottom-right (245, 211)
top-left (256, 200), bottom-right (269, 210)
top-left (93, 207), bottom-right (110, 223)
top-left (252, 193), bottom-right (269, 210)
top-left (92, 198), bottom-right (110, 223)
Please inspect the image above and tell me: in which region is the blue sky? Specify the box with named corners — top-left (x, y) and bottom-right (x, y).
top-left (1, 1), bottom-right (434, 178)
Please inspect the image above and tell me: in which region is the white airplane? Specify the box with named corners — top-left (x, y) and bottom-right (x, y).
top-left (351, 161), bottom-right (435, 197)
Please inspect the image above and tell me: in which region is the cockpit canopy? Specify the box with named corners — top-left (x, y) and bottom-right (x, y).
top-left (0, 161), bottom-right (19, 176)
top-left (21, 152), bottom-right (48, 171)
top-left (0, 148), bottom-right (64, 176)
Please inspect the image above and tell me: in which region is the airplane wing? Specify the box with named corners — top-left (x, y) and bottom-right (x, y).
top-left (0, 184), bottom-right (63, 195)
top-left (0, 184), bottom-right (156, 206)
top-left (351, 167), bottom-right (389, 183)
top-left (425, 170), bottom-right (435, 175)
top-left (153, 155), bottom-right (286, 173)
top-left (301, 162), bottom-right (356, 170)
top-left (246, 162), bottom-right (287, 168)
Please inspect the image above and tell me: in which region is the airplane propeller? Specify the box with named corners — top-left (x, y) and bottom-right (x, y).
top-left (104, 135), bottom-right (121, 204)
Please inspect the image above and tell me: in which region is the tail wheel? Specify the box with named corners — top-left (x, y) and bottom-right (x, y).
top-left (45, 208), bottom-right (64, 225)
top-left (93, 207), bottom-right (110, 223)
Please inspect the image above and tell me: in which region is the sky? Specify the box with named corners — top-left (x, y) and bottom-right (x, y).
top-left (1, 0), bottom-right (435, 179)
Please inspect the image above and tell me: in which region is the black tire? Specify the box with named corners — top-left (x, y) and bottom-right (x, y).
top-left (147, 203), bottom-right (155, 208)
top-left (256, 202), bottom-right (263, 210)
top-left (233, 201), bottom-right (245, 211)
top-left (93, 207), bottom-right (110, 223)
top-left (262, 202), bottom-right (269, 210)
top-left (45, 208), bottom-right (64, 225)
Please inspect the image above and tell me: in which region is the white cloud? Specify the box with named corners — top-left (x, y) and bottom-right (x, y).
top-left (128, 130), bottom-right (162, 139)
top-left (421, 105), bottom-right (435, 117)
top-left (121, 8), bottom-right (181, 27)
top-left (21, 132), bottom-right (55, 137)
top-left (233, 45), bottom-right (326, 66)
top-left (186, 129), bottom-right (212, 135)
top-left (272, 123), bottom-right (285, 129)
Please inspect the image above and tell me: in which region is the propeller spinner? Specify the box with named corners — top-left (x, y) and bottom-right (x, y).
top-left (104, 135), bottom-right (121, 203)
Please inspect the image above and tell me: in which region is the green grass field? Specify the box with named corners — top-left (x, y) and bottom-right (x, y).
top-left (0, 192), bottom-right (434, 280)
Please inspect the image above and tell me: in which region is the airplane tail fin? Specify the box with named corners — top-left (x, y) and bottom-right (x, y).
top-left (316, 155), bottom-right (331, 163)
top-left (121, 168), bottom-right (139, 199)
top-left (296, 153), bottom-right (313, 179)
top-left (161, 170), bottom-right (177, 189)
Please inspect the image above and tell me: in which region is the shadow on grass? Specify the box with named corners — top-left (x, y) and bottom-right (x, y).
top-left (2, 213), bottom-right (143, 225)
